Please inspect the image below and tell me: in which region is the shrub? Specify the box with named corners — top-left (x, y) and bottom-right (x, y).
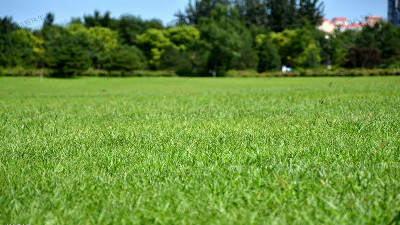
top-left (160, 47), bottom-right (193, 76)
top-left (47, 30), bottom-right (91, 77)
top-left (101, 45), bottom-right (147, 72)
top-left (255, 34), bottom-right (281, 72)
top-left (225, 70), bottom-right (259, 77)
top-left (344, 47), bottom-right (381, 69)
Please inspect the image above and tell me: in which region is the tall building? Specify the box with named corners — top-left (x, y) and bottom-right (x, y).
top-left (388, 0), bottom-right (400, 26)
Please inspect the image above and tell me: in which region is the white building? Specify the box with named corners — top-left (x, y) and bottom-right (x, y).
top-left (317, 16), bottom-right (383, 34)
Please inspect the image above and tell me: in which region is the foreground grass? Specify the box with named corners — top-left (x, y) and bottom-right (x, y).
top-left (0, 76), bottom-right (399, 225)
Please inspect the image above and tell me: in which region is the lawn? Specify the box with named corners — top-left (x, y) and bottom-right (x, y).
top-left (0, 76), bottom-right (399, 225)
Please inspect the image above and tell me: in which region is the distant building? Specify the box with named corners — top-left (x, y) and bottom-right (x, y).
top-left (317, 15), bottom-right (384, 33)
top-left (364, 16), bottom-right (383, 26)
top-left (346, 23), bottom-right (363, 31)
top-left (317, 19), bottom-right (335, 34)
top-left (332, 17), bottom-right (349, 27)
top-left (388, 0), bottom-right (400, 26)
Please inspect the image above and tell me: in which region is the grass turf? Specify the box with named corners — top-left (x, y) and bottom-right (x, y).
top-left (0, 76), bottom-right (399, 224)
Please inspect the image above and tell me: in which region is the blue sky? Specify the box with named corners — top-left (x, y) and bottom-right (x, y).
top-left (0, 0), bottom-right (388, 29)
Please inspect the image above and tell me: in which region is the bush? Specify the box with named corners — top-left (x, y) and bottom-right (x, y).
top-left (255, 34), bottom-right (281, 72)
top-left (47, 30), bottom-right (91, 77)
top-left (101, 45), bottom-right (147, 72)
top-left (82, 68), bottom-right (108, 77)
top-left (2, 67), bottom-right (52, 77)
top-left (130, 70), bottom-right (176, 77)
top-left (160, 47), bottom-right (193, 76)
top-left (233, 45), bottom-right (259, 70)
top-left (225, 70), bottom-right (259, 77)
top-left (344, 47), bottom-right (381, 69)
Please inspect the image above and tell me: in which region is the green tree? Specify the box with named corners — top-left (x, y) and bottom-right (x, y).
top-left (344, 47), bottom-right (380, 68)
top-left (356, 23), bottom-right (400, 67)
top-left (356, 24), bottom-right (380, 49)
top-left (116, 14), bottom-right (146, 45)
top-left (234, 0), bottom-right (269, 28)
top-left (197, 5), bottom-right (250, 76)
top-left (160, 46), bottom-right (193, 75)
top-left (83, 10), bottom-right (116, 29)
top-left (267, 0), bottom-right (297, 32)
top-left (167, 25), bottom-right (200, 51)
top-left (115, 14), bottom-right (164, 45)
top-left (378, 23), bottom-right (400, 66)
top-left (136, 29), bottom-right (172, 69)
top-left (271, 27), bottom-right (320, 68)
top-left (255, 33), bottom-right (281, 71)
top-left (5, 29), bottom-right (44, 68)
top-left (330, 30), bottom-right (357, 66)
top-left (175, 0), bottom-right (231, 25)
top-left (46, 29), bottom-right (90, 77)
top-left (102, 45), bottom-right (147, 72)
top-left (233, 44), bottom-right (259, 70)
top-left (43, 13), bottom-right (55, 28)
top-left (298, 0), bottom-right (324, 26)
top-left (66, 24), bottom-right (118, 68)
top-left (0, 16), bottom-right (19, 67)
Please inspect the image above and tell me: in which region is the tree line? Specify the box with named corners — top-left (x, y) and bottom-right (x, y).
top-left (1, 0), bottom-right (400, 77)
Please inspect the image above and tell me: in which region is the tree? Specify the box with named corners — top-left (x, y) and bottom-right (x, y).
top-left (116, 14), bottom-right (146, 45)
top-left (46, 29), bottom-right (90, 77)
top-left (160, 46), bottom-right (193, 75)
top-left (102, 45), bottom-right (147, 72)
top-left (0, 16), bottom-right (19, 36)
top-left (175, 0), bottom-right (231, 25)
top-left (298, 0), bottom-right (324, 26)
top-left (271, 27), bottom-right (320, 68)
top-left (115, 14), bottom-right (164, 46)
top-left (136, 29), bottom-right (172, 69)
top-left (83, 10), bottom-right (116, 29)
top-left (330, 30), bottom-right (357, 66)
top-left (197, 5), bottom-right (248, 76)
top-left (356, 24), bottom-right (380, 49)
top-left (378, 23), bottom-right (400, 66)
top-left (344, 47), bottom-right (380, 68)
top-left (255, 33), bottom-right (281, 71)
top-left (4, 29), bottom-right (44, 68)
top-left (234, 0), bottom-right (269, 28)
top-left (66, 24), bottom-right (118, 68)
top-left (0, 16), bottom-right (20, 66)
top-left (267, 0), bottom-right (297, 32)
top-left (233, 44), bottom-right (259, 70)
top-left (144, 19), bottom-right (164, 30)
top-left (356, 23), bottom-right (400, 67)
top-left (43, 13), bottom-right (55, 28)
top-left (167, 25), bottom-right (200, 51)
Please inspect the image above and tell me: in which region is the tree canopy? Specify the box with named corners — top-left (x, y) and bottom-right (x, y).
top-left (1, 1), bottom-right (400, 77)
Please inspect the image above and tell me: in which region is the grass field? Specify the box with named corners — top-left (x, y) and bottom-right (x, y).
top-left (1, 76), bottom-right (400, 224)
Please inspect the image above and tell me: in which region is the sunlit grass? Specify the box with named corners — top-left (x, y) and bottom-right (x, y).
top-left (0, 76), bottom-right (399, 224)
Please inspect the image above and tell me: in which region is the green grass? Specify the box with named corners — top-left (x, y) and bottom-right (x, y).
top-left (1, 76), bottom-right (400, 225)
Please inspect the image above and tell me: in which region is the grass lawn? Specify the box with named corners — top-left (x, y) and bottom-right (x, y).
top-left (0, 76), bottom-right (399, 224)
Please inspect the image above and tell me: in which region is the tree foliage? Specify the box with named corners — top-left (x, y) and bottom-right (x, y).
top-left (344, 47), bottom-right (380, 68)
top-left (46, 29), bottom-right (90, 77)
top-left (136, 29), bottom-right (172, 69)
top-left (102, 45), bottom-right (147, 72)
top-left (2, 3), bottom-right (400, 77)
top-left (255, 34), bottom-right (281, 71)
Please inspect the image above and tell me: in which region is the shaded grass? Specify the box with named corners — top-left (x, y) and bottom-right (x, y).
top-left (0, 76), bottom-right (400, 224)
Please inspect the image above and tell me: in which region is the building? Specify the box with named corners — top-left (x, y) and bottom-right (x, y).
top-left (388, 0), bottom-right (400, 26)
top-left (317, 19), bottom-right (335, 34)
top-left (364, 16), bottom-right (383, 26)
top-left (332, 17), bottom-right (349, 27)
top-left (317, 15), bottom-right (384, 34)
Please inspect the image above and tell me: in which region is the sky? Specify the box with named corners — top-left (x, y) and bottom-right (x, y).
top-left (0, 0), bottom-right (388, 29)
